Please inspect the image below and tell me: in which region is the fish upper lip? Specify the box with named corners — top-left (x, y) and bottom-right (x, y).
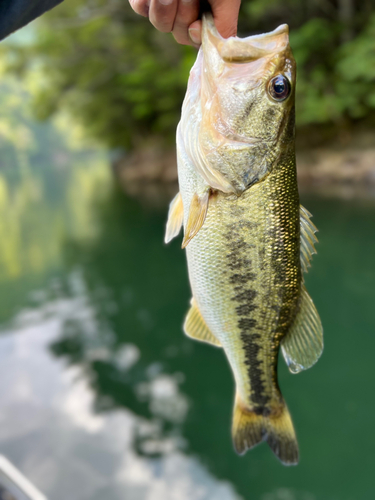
top-left (203, 13), bottom-right (290, 64)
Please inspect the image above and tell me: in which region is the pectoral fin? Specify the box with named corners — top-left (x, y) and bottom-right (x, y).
top-left (184, 299), bottom-right (221, 347)
top-left (181, 191), bottom-right (209, 249)
top-left (165, 192), bottom-right (184, 244)
top-left (281, 285), bottom-right (323, 374)
top-left (300, 205), bottom-right (318, 273)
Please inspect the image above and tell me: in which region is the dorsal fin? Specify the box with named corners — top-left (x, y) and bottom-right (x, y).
top-left (165, 192), bottom-right (184, 244)
top-left (281, 285), bottom-right (323, 374)
top-left (184, 299), bottom-right (221, 347)
top-left (181, 191), bottom-right (209, 249)
top-left (300, 205), bottom-right (318, 273)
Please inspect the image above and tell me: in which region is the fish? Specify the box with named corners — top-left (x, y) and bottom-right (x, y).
top-left (165, 14), bottom-right (323, 466)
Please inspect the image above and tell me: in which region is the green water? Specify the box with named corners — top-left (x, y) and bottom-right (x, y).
top-left (0, 87), bottom-right (375, 500)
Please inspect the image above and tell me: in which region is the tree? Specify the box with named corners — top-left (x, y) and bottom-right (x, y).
top-left (3, 0), bottom-right (375, 150)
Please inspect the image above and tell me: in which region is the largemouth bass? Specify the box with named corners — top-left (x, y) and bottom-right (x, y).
top-left (165, 14), bottom-right (323, 466)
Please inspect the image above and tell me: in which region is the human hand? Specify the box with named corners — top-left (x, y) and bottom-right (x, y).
top-left (129, 0), bottom-right (241, 47)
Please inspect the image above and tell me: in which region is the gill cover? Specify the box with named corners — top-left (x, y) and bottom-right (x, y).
top-left (178, 14), bottom-right (296, 195)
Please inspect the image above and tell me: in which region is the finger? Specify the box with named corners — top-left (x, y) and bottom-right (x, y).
top-left (149, 0), bottom-right (179, 33)
top-left (209, 0), bottom-right (241, 38)
top-left (172, 0), bottom-right (200, 46)
top-left (187, 19), bottom-right (202, 46)
top-left (129, 0), bottom-right (149, 17)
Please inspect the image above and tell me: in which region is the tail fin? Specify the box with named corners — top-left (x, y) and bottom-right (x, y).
top-left (232, 394), bottom-right (299, 465)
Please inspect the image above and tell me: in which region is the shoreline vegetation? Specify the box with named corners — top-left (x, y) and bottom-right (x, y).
top-left (1, 0), bottom-right (375, 207)
top-left (113, 129), bottom-right (375, 207)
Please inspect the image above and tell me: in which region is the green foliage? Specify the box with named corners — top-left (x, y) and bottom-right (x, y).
top-left (239, 0), bottom-right (375, 127)
top-left (336, 14), bottom-right (375, 115)
top-left (2, 0), bottom-right (375, 149)
top-left (3, 0), bottom-right (196, 149)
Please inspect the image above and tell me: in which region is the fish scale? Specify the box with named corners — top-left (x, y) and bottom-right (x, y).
top-left (165, 14), bottom-right (323, 465)
top-left (182, 143), bottom-right (301, 413)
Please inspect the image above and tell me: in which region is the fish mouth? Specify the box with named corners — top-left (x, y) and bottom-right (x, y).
top-left (203, 14), bottom-right (290, 64)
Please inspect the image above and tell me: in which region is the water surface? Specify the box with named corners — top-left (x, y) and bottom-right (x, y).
top-left (0, 85), bottom-right (374, 500)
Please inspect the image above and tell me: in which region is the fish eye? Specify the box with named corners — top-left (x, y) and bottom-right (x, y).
top-left (268, 75), bottom-right (291, 102)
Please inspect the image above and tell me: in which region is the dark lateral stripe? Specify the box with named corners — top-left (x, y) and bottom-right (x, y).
top-left (229, 273), bottom-right (256, 285)
top-left (240, 332), bottom-right (270, 409)
top-left (238, 318), bottom-right (257, 330)
top-left (232, 289), bottom-right (257, 302)
top-left (227, 257), bottom-right (252, 271)
top-left (235, 303), bottom-right (257, 316)
top-left (225, 227), bottom-right (271, 410)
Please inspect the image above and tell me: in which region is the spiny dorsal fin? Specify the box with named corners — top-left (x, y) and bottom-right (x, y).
top-left (165, 192), bottom-right (184, 244)
top-left (181, 191), bottom-right (209, 249)
top-left (281, 285), bottom-right (323, 374)
top-left (184, 299), bottom-right (221, 347)
top-left (300, 205), bottom-right (318, 273)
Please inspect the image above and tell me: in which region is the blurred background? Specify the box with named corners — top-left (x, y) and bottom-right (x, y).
top-left (0, 0), bottom-right (374, 499)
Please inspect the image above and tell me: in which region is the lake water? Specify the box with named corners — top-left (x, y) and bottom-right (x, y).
top-left (0, 95), bottom-right (375, 500)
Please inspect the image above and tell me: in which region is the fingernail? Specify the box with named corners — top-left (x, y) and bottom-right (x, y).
top-left (159, 0), bottom-right (173, 5)
top-left (189, 28), bottom-right (201, 45)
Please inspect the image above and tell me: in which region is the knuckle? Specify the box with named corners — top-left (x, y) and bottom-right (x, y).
top-left (172, 29), bottom-right (190, 45)
top-left (150, 17), bottom-right (173, 32)
top-left (177, 1), bottom-right (199, 24)
top-left (130, 0), bottom-right (149, 16)
top-left (149, 4), bottom-right (177, 33)
top-left (159, 24), bottom-right (174, 33)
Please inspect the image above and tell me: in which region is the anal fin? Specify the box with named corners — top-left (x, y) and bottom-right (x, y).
top-left (183, 299), bottom-right (221, 347)
top-left (281, 285), bottom-right (323, 374)
top-left (165, 192), bottom-right (184, 244)
top-left (181, 191), bottom-right (209, 249)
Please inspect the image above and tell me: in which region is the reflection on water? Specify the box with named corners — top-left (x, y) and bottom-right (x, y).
top-left (0, 70), bottom-right (110, 323)
top-left (0, 74), bottom-right (375, 500)
top-left (0, 293), bottom-right (240, 500)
